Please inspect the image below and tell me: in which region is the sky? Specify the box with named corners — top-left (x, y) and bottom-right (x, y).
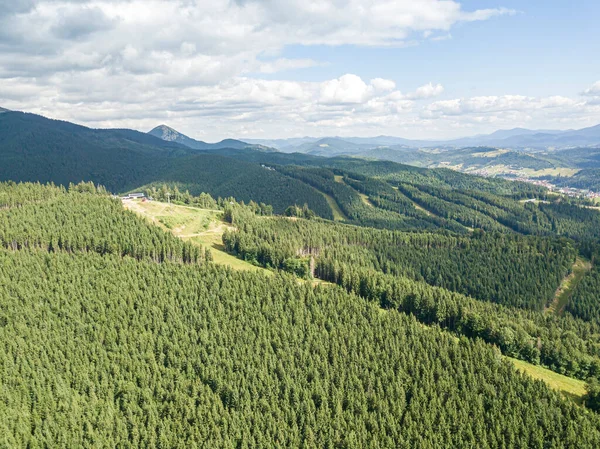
top-left (0, 0), bottom-right (599, 141)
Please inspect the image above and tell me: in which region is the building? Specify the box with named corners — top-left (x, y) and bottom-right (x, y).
top-left (121, 192), bottom-right (145, 200)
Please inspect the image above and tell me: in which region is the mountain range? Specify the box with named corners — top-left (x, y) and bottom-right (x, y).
top-left (2, 107), bottom-right (600, 197)
top-left (244, 124), bottom-right (600, 154)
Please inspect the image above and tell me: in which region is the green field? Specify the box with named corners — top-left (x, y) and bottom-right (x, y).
top-left (508, 357), bottom-right (587, 404)
top-left (123, 200), bottom-right (269, 272)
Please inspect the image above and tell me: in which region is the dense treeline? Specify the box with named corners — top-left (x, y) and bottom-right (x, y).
top-left (223, 213), bottom-right (576, 310)
top-left (398, 183), bottom-right (557, 235)
top-left (0, 182), bottom-right (203, 264)
top-left (4, 181), bottom-right (600, 445)
top-left (539, 201), bottom-right (600, 241)
top-left (310, 167), bottom-right (600, 242)
top-left (314, 261), bottom-right (600, 380)
top-left (180, 147), bottom-right (549, 197)
top-left (567, 265), bottom-right (600, 323)
top-left (138, 155), bottom-right (334, 217)
top-left (343, 176), bottom-right (468, 233)
top-left (315, 158), bottom-right (548, 196)
top-left (396, 182), bottom-right (508, 232)
top-left (552, 168), bottom-right (600, 191)
top-left (2, 249), bottom-right (600, 447)
top-left (276, 165), bottom-right (463, 231)
top-left (221, 212), bottom-right (600, 380)
top-left (0, 180), bottom-right (68, 208)
top-left (273, 165), bottom-right (600, 244)
top-left (141, 183), bottom-right (275, 216)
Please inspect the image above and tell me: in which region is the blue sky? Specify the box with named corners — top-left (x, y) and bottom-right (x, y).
top-left (0, 0), bottom-right (598, 140)
top-left (266, 1), bottom-right (600, 97)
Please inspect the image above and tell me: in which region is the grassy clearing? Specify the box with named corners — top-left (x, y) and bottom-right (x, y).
top-left (123, 200), bottom-right (268, 273)
top-left (518, 198), bottom-right (550, 204)
top-left (412, 201), bottom-right (433, 216)
top-left (321, 192), bottom-right (348, 221)
top-left (546, 257), bottom-right (592, 315)
top-left (417, 316), bottom-right (586, 404)
top-left (507, 357), bottom-right (586, 405)
top-left (334, 174), bottom-right (374, 207)
top-left (471, 149), bottom-right (511, 158)
top-left (467, 165), bottom-right (580, 178)
top-left (358, 192), bottom-right (374, 207)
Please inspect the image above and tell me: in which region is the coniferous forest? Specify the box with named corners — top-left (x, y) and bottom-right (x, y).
top-left (2, 182), bottom-right (600, 448)
top-left (2, 115), bottom-right (600, 447)
top-left (2, 0), bottom-right (600, 444)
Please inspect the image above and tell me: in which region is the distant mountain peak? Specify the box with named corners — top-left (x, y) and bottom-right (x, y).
top-left (149, 124), bottom-right (188, 142)
top-left (147, 124), bottom-right (276, 152)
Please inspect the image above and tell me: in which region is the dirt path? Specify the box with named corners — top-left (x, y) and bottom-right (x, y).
top-left (545, 257), bottom-right (592, 315)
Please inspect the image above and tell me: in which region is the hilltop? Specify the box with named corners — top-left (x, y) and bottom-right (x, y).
top-left (149, 124), bottom-right (277, 152)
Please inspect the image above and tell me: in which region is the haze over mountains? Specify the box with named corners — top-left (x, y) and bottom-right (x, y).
top-left (244, 123), bottom-right (600, 155)
top-left (144, 117), bottom-right (600, 191)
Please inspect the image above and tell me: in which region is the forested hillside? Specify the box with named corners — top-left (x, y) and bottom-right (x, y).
top-left (2, 183), bottom-right (600, 447)
top-left (0, 112), bottom-right (331, 215)
top-left (223, 214), bottom-right (575, 309)
top-left (553, 168), bottom-right (600, 191)
top-left (0, 182), bottom-right (204, 264)
top-left (264, 164), bottom-right (600, 241)
top-left (222, 199), bottom-right (600, 381)
top-left (1, 110), bottom-right (562, 221)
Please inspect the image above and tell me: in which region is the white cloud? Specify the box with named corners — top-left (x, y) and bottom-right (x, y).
top-left (425, 95), bottom-right (579, 117)
top-left (582, 81), bottom-right (600, 96)
top-left (257, 58), bottom-right (321, 74)
top-left (0, 0), bottom-right (514, 79)
top-left (371, 78), bottom-right (397, 93)
top-left (406, 82), bottom-right (445, 100)
top-left (320, 74), bottom-right (373, 104)
top-left (416, 93), bottom-right (600, 137)
top-left (582, 81), bottom-right (600, 104)
top-left (3, 72), bottom-right (599, 141)
top-left (1, 1), bottom-right (597, 139)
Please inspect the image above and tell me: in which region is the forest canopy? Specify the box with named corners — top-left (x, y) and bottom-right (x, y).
top-left (2, 182), bottom-right (600, 447)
